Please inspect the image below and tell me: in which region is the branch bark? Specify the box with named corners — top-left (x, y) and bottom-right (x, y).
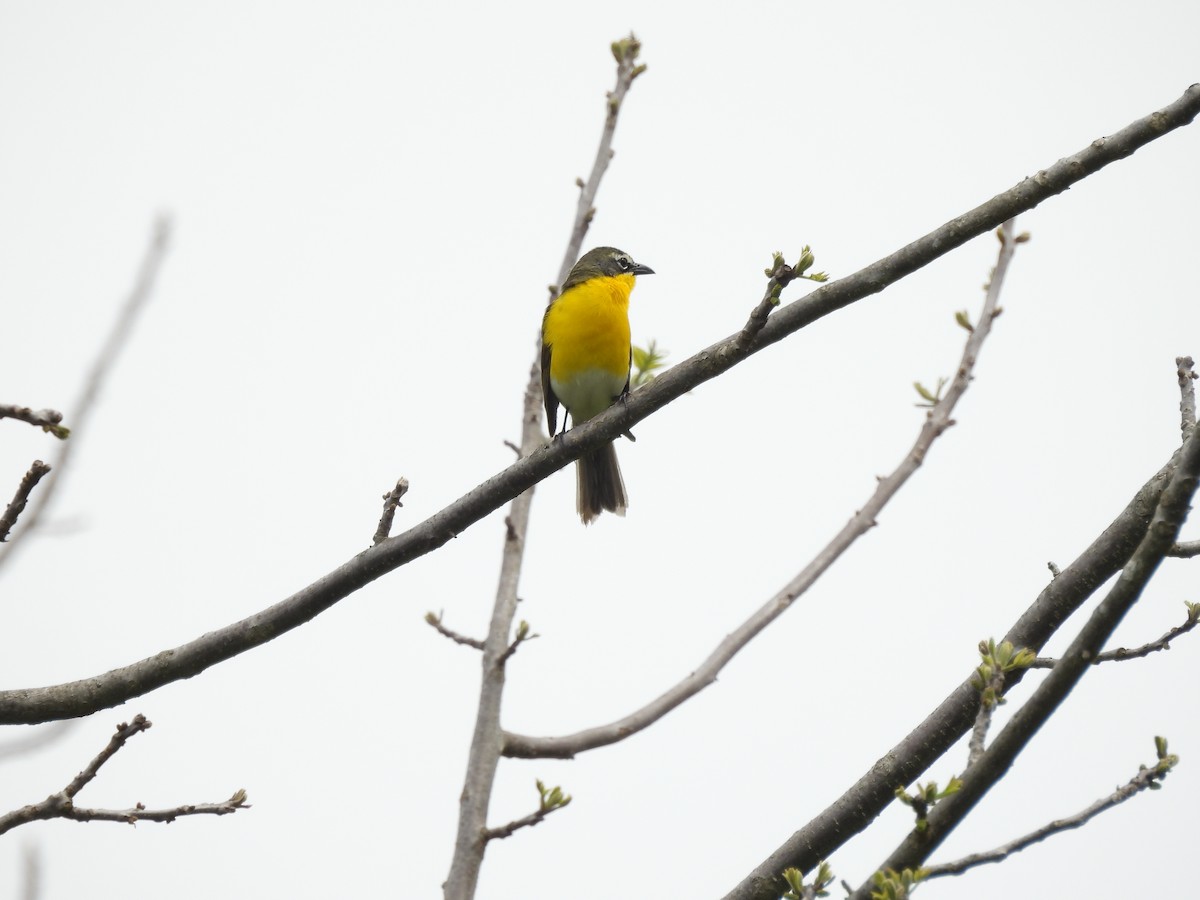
top-left (2, 86), bottom-right (1198, 728)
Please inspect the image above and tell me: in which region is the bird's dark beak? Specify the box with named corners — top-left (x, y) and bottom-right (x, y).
top-left (631, 262), bottom-right (655, 276)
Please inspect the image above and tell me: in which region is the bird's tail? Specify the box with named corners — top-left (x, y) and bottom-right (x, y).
top-left (577, 442), bottom-right (627, 524)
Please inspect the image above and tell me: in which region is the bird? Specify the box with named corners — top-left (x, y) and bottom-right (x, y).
top-left (541, 246), bottom-right (654, 524)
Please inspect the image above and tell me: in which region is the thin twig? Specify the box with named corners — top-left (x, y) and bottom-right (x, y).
top-left (553, 34), bottom-right (647, 291)
top-left (2, 87), bottom-right (1198, 729)
top-left (850, 418), bottom-right (1200, 898)
top-left (373, 477), bottom-right (410, 545)
top-left (1028, 602), bottom-right (1200, 667)
top-left (1167, 540), bottom-right (1200, 558)
top-left (483, 780), bottom-right (571, 842)
top-left (483, 807), bottom-right (556, 841)
top-left (1178, 355), bottom-right (1197, 439)
top-left (923, 746), bottom-right (1177, 879)
top-left (497, 621), bottom-right (538, 665)
top-left (0, 462), bottom-right (51, 543)
top-left (0, 406), bottom-right (68, 438)
top-left (425, 611), bottom-right (485, 650)
top-left (0, 714), bottom-right (249, 835)
top-left (504, 220), bottom-right (1022, 760)
top-left (0, 217), bottom-right (170, 568)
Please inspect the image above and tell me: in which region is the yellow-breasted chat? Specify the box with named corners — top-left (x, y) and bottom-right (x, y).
top-left (541, 247), bottom-right (654, 524)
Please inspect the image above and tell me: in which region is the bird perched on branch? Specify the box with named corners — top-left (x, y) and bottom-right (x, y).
top-left (541, 246), bottom-right (654, 524)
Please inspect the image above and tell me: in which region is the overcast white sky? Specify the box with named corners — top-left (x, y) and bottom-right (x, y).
top-left (2, 2), bottom-right (1199, 898)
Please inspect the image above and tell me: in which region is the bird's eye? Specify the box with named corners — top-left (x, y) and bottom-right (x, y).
top-left (617, 256), bottom-right (630, 270)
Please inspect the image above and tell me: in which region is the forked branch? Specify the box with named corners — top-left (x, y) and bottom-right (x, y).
top-left (0, 715), bottom-right (248, 835)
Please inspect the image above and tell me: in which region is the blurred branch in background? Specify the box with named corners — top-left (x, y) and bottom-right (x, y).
top-left (0, 217), bottom-right (171, 572)
top-left (0, 721), bottom-right (75, 763)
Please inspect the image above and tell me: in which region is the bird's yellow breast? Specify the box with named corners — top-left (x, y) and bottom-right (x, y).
top-left (543, 273), bottom-right (634, 383)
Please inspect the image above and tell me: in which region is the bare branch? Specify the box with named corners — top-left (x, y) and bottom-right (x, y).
top-left (1178, 355), bottom-right (1197, 438)
top-left (505, 220), bottom-right (1022, 760)
top-left (850, 418), bottom-right (1200, 897)
top-left (0, 462), bottom-right (51, 543)
top-left (2, 88), bottom-right (1198, 729)
top-left (373, 477), bottom-right (410, 545)
top-left (61, 792), bottom-right (249, 825)
top-left (0, 216), bottom-right (170, 568)
top-left (923, 739), bottom-right (1179, 880)
top-left (425, 611), bottom-right (485, 650)
top-left (0, 714), bottom-right (249, 835)
top-left (1029, 601), bottom-right (1200, 667)
top-left (0, 406), bottom-right (69, 438)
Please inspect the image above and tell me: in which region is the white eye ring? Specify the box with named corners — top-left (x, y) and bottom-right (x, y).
top-left (618, 256), bottom-right (630, 270)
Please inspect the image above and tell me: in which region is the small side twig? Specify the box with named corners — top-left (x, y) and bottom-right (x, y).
top-left (967, 640), bottom-right (1036, 766)
top-left (0, 714), bottom-right (249, 835)
top-left (924, 736), bottom-right (1179, 879)
top-left (497, 620), bottom-right (539, 665)
top-left (737, 248), bottom-right (828, 351)
top-left (1177, 355), bottom-right (1197, 439)
top-left (373, 477), bottom-right (410, 545)
top-left (1167, 540), bottom-right (1200, 558)
top-left (0, 462), bottom-right (52, 543)
top-left (482, 780), bottom-right (570, 842)
top-left (1029, 601), bottom-right (1200, 668)
top-left (0, 406), bottom-right (69, 439)
top-left (425, 611), bottom-right (485, 650)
